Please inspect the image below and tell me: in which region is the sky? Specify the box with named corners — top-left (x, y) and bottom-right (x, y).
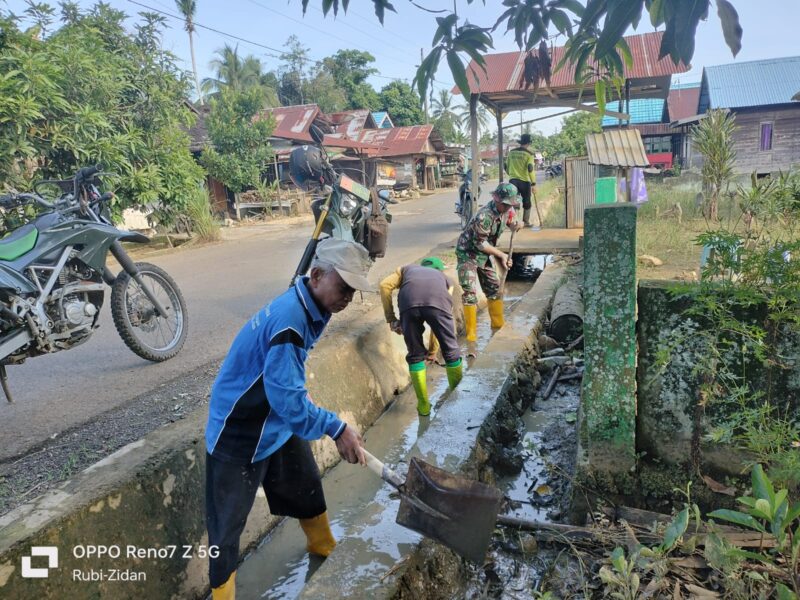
top-left (5, 0), bottom-right (800, 134)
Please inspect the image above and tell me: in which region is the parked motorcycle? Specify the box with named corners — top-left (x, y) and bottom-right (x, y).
top-left (544, 163), bottom-right (563, 179)
top-left (456, 169), bottom-right (487, 229)
top-left (0, 165), bottom-right (188, 402)
top-left (289, 125), bottom-right (395, 285)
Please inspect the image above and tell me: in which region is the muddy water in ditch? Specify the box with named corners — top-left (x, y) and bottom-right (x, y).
top-left (234, 280), bottom-right (534, 600)
top-left (462, 372), bottom-right (581, 599)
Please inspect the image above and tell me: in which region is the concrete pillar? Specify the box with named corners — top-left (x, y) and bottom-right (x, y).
top-left (582, 204), bottom-right (637, 472)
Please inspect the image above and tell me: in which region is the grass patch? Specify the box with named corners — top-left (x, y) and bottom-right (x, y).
top-left (185, 185), bottom-right (221, 243)
top-left (536, 178), bottom-right (564, 227)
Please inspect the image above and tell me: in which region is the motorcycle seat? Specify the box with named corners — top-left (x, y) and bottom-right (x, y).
top-left (0, 224), bottom-right (38, 261)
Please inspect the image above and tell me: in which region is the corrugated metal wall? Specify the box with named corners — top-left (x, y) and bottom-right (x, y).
top-left (565, 157), bottom-right (597, 228)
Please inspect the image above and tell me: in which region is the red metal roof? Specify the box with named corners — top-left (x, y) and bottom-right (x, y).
top-left (256, 104), bottom-right (321, 142)
top-left (666, 84), bottom-right (701, 121)
top-left (458, 31), bottom-right (688, 95)
top-left (327, 109), bottom-right (373, 139)
top-left (356, 125), bottom-right (443, 158)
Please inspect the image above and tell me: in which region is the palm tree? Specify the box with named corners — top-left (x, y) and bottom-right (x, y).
top-left (175, 0), bottom-right (203, 105)
top-left (457, 102), bottom-right (492, 134)
top-left (431, 89), bottom-right (458, 123)
top-left (202, 45), bottom-right (263, 95)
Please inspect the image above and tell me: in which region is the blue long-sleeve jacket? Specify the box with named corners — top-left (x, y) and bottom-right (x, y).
top-left (205, 277), bottom-right (345, 464)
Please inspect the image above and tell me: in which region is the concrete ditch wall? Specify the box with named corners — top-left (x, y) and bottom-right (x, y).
top-left (637, 280), bottom-right (800, 473)
top-left (298, 265), bottom-right (562, 600)
top-left (0, 304), bottom-right (412, 599)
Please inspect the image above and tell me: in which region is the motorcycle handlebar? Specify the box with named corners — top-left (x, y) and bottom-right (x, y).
top-left (75, 164), bottom-right (103, 182)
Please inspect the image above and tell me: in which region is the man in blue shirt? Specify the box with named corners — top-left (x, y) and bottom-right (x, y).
top-left (205, 239), bottom-right (373, 600)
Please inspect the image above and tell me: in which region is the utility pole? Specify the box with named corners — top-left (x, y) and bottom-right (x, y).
top-left (421, 48), bottom-right (430, 123)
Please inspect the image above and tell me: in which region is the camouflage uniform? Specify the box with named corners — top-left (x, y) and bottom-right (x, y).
top-left (456, 202), bottom-right (508, 305)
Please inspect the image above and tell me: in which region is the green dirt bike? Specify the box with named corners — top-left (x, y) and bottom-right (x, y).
top-left (0, 165), bottom-right (188, 402)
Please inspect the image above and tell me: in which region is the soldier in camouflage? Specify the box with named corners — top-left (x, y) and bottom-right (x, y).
top-left (456, 183), bottom-right (521, 343)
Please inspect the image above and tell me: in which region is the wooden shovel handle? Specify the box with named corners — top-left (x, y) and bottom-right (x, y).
top-left (363, 449), bottom-right (404, 489)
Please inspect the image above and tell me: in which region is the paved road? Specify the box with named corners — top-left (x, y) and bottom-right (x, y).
top-left (0, 188), bottom-right (464, 461)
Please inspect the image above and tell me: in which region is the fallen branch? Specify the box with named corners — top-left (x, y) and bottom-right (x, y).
top-left (565, 334), bottom-right (584, 352)
top-left (541, 366), bottom-right (561, 400)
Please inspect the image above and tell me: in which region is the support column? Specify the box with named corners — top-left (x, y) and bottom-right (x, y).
top-left (496, 108), bottom-right (504, 183)
top-left (582, 204), bottom-right (637, 472)
top-left (469, 93), bottom-right (480, 213)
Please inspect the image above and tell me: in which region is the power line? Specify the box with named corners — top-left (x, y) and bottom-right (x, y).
top-left (304, 4), bottom-right (409, 55)
top-left (126, 0), bottom-right (292, 60)
top-left (125, 0), bottom-right (448, 94)
top-left (242, 0), bottom-right (410, 68)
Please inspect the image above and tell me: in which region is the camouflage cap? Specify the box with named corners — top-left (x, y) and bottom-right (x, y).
top-left (493, 183), bottom-right (521, 207)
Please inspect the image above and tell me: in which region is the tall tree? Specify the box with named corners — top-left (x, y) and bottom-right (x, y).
top-left (306, 69), bottom-right (347, 113)
top-left (278, 35), bottom-right (309, 106)
top-left (0, 3), bottom-right (205, 227)
top-left (378, 81), bottom-right (423, 127)
top-left (202, 44), bottom-right (263, 95)
top-left (174, 0), bottom-right (202, 105)
top-left (320, 49), bottom-right (379, 110)
top-left (431, 90), bottom-right (462, 143)
top-left (200, 87), bottom-right (274, 193)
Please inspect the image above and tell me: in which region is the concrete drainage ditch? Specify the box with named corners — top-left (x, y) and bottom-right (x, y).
top-left (0, 247), bottom-right (580, 600)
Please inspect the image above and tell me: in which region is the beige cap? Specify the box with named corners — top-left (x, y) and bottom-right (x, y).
top-left (314, 238), bottom-right (376, 292)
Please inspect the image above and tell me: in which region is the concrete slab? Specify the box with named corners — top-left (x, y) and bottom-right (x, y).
top-left (496, 227), bottom-right (582, 255)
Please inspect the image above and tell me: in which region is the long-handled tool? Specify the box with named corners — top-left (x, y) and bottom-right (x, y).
top-left (496, 228), bottom-right (516, 296)
top-left (364, 449), bottom-right (555, 564)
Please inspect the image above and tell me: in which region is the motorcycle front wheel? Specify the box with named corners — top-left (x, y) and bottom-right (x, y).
top-left (110, 262), bottom-right (188, 362)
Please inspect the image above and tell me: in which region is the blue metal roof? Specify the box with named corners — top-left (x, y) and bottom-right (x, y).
top-left (371, 111), bottom-right (393, 128)
top-left (601, 99), bottom-right (665, 127)
top-left (699, 56), bottom-right (800, 112)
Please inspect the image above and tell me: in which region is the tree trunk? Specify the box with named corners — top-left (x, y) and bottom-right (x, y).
top-left (189, 30), bottom-right (203, 106)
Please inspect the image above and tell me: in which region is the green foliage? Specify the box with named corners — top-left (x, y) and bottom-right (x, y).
top-left (203, 44), bottom-right (267, 96)
top-left (319, 49), bottom-right (379, 110)
top-left (546, 111), bottom-right (601, 158)
top-left (0, 3), bottom-right (205, 228)
top-left (655, 170), bottom-right (800, 491)
top-left (200, 87), bottom-right (274, 193)
top-left (692, 109), bottom-right (737, 221)
top-left (707, 465), bottom-right (800, 597)
top-left (413, 12), bottom-right (493, 102)
top-left (378, 81), bottom-right (423, 127)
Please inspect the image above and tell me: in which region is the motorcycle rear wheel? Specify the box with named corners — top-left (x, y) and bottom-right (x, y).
top-left (111, 262), bottom-right (188, 362)
top-left (460, 196), bottom-right (474, 229)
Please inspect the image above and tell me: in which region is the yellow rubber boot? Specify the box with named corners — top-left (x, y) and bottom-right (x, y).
top-left (488, 298), bottom-right (505, 329)
top-left (409, 362), bottom-right (430, 416)
top-left (445, 358), bottom-right (463, 389)
top-left (299, 511), bottom-right (337, 557)
top-left (463, 304), bottom-right (478, 342)
top-left (212, 571), bottom-right (235, 600)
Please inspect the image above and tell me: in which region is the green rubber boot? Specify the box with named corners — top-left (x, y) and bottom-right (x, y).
top-left (445, 358), bottom-right (463, 389)
top-left (409, 361), bottom-right (429, 416)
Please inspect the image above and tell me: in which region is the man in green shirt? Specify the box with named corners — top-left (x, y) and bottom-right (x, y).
top-left (505, 133), bottom-right (538, 227)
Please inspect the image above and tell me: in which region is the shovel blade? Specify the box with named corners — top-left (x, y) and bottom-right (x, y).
top-left (396, 458), bottom-right (503, 564)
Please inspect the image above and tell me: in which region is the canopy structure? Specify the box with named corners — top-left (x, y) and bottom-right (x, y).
top-left (456, 31), bottom-right (689, 187)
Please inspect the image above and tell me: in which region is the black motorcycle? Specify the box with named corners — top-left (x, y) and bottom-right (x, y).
top-left (0, 165), bottom-right (188, 402)
top-left (289, 125), bottom-right (395, 285)
top-left (456, 169), bottom-right (487, 229)
top-left (545, 163), bottom-right (563, 179)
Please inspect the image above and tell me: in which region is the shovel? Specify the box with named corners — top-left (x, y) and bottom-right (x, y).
top-left (494, 229), bottom-right (516, 296)
top-left (364, 449), bottom-right (509, 563)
